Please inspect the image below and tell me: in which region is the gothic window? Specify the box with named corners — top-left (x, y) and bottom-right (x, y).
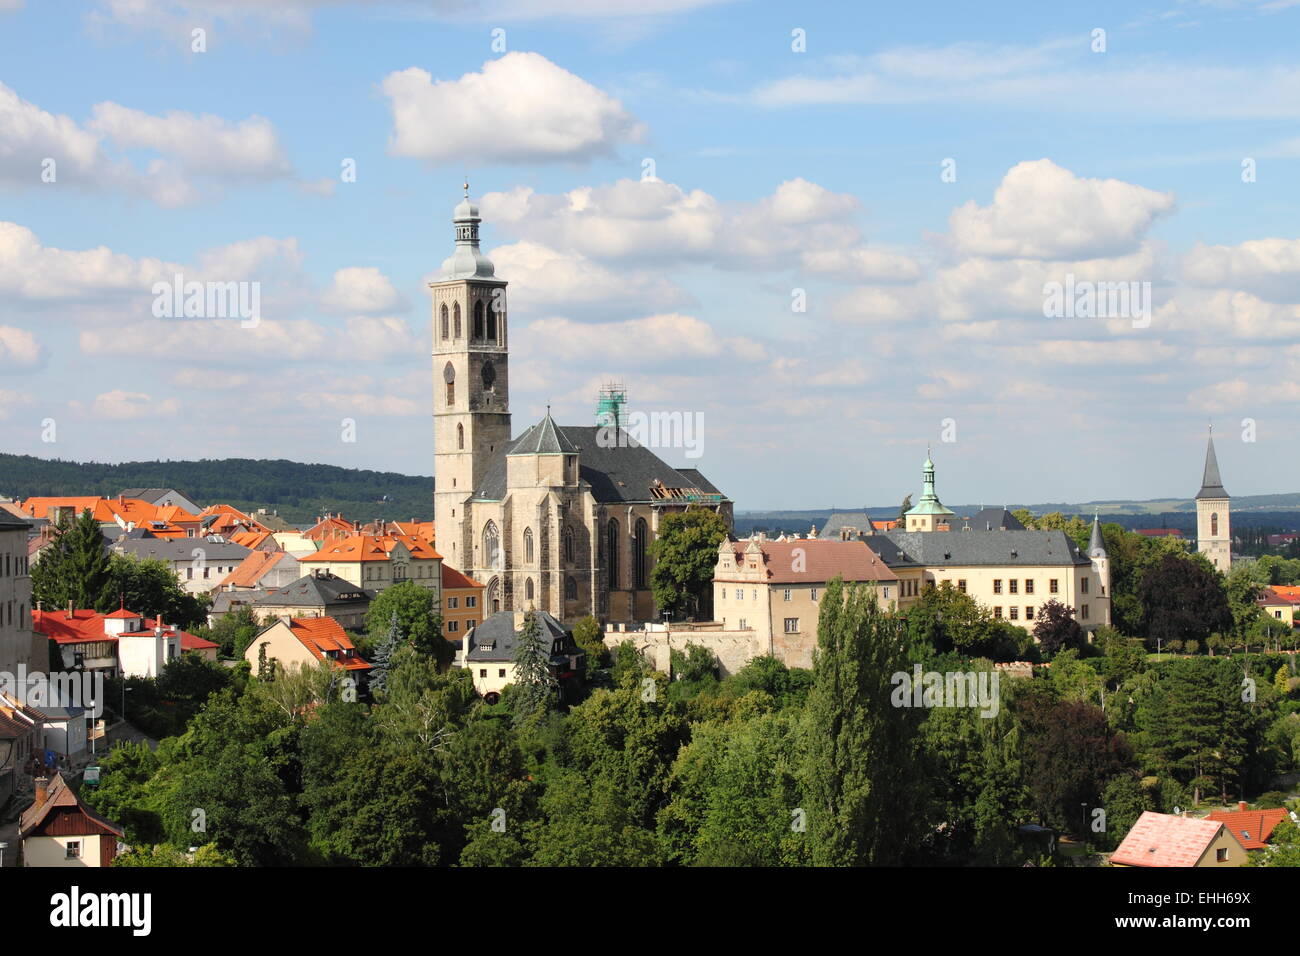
top-left (453, 303), bottom-right (461, 339)
top-left (457, 423), bottom-right (464, 450)
top-left (563, 527), bottom-right (574, 564)
top-left (443, 362), bottom-right (455, 407)
top-left (634, 517), bottom-right (648, 589)
top-left (481, 361), bottom-right (495, 390)
top-left (440, 304), bottom-right (449, 340)
top-left (525, 578), bottom-right (534, 601)
top-left (482, 521), bottom-right (500, 570)
top-left (486, 577), bottom-right (499, 614)
top-left (1211, 513), bottom-right (1218, 536)
top-left (565, 576), bottom-right (577, 601)
top-left (607, 518), bottom-right (620, 589)
top-left (473, 300), bottom-right (485, 340)
top-left (487, 300), bottom-right (497, 341)
top-left (524, 527), bottom-right (534, 564)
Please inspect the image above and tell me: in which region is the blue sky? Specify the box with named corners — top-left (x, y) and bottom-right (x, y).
top-left (1, 1), bottom-right (1298, 511)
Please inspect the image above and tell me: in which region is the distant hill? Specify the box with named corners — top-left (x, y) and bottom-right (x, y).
top-left (0, 454), bottom-right (432, 527)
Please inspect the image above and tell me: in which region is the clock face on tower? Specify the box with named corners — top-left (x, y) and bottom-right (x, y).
top-left (481, 361), bottom-right (495, 389)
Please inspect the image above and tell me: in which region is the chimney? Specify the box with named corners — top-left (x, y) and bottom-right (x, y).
top-left (1240, 801), bottom-right (1249, 812)
top-left (66, 600), bottom-right (73, 619)
top-left (34, 776), bottom-right (49, 806)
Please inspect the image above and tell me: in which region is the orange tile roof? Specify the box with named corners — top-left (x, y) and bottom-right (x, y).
top-left (1111, 812), bottom-right (1239, 867)
top-left (229, 530), bottom-right (275, 550)
top-left (304, 515), bottom-right (357, 541)
top-left (218, 549), bottom-right (292, 589)
top-left (1205, 807), bottom-right (1290, 850)
top-left (1268, 585), bottom-right (1300, 603)
top-left (300, 532), bottom-right (443, 563)
top-left (723, 538), bottom-right (898, 585)
top-left (31, 607), bottom-right (216, 651)
top-left (288, 617), bottom-right (371, 671)
top-left (442, 564), bottom-right (483, 590)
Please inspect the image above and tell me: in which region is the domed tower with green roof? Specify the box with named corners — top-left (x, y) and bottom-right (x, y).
top-left (904, 449), bottom-right (956, 532)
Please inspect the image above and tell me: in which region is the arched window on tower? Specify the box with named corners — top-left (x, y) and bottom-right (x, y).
top-left (457, 423), bottom-right (464, 450)
top-left (607, 518), bottom-right (620, 589)
top-left (634, 518), bottom-right (648, 589)
top-left (524, 527), bottom-right (534, 564)
top-left (565, 576), bottom-right (577, 602)
top-left (482, 521), bottom-right (500, 571)
top-left (443, 362), bottom-right (455, 408)
top-left (473, 300), bottom-right (484, 340)
top-left (487, 298), bottom-right (497, 342)
top-left (1211, 513), bottom-right (1218, 536)
top-left (440, 303), bottom-right (449, 340)
top-left (525, 578), bottom-right (534, 602)
top-left (453, 302), bottom-right (461, 339)
top-left (563, 527), bottom-right (574, 564)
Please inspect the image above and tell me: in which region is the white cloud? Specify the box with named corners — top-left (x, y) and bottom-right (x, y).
top-left (321, 267), bottom-right (405, 315)
top-left (73, 390), bottom-right (181, 420)
top-left (947, 160), bottom-right (1175, 260)
top-left (523, 313), bottom-right (765, 365)
top-left (0, 221), bottom-right (177, 301)
top-left (0, 325), bottom-right (44, 368)
top-left (488, 240), bottom-right (690, 318)
top-left (382, 53), bottom-right (643, 165)
top-left (1181, 238), bottom-right (1300, 301)
top-left (296, 391), bottom-right (422, 417)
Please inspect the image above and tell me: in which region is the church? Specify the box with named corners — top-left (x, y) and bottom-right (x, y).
top-left (431, 189), bottom-right (732, 625)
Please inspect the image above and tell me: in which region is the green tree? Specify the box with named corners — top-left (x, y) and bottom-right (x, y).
top-left (803, 577), bottom-right (927, 865)
top-left (364, 580), bottom-right (449, 668)
top-left (30, 509), bottom-right (111, 611)
top-left (648, 507), bottom-right (729, 620)
top-left (572, 614), bottom-right (608, 667)
top-left (1033, 599), bottom-right (1086, 657)
top-left (1138, 553), bottom-right (1232, 650)
top-left (102, 553), bottom-right (208, 629)
top-left (512, 609), bottom-right (558, 724)
top-left (198, 603), bottom-right (261, 658)
top-left (113, 844), bottom-right (237, 867)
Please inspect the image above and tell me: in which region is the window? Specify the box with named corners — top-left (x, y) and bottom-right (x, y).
top-left (1216, 847), bottom-right (1228, 863)
top-left (957, 579), bottom-right (967, 593)
top-left (457, 423), bottom-right (464, 450)
top-left (487, 304), bottom-right (497, 342)
top-left (1277, 610), bottom-right (1284, 619)
top-left (783, 589), bottom-right (792, 602)
top-left (453, 303), bottom-right (461, 338)
top-left (1050, 579), bottom-right (1059, 594)
top-left (1081, 577), bottom-right (1090, 594)
top-left (564, 527), bottom-right (574, 564)
top-left (1009, 580), bottom-right (1018, 594)
top-left (440, 303), bottom-right (449, 339)
top-left (993, 579), bottom-right (1003, 594)
top-left (1026, 607), bottom-right (1034, 620)
top-left (565, 577), bottom-right (577, 601)
top-left (738, 619), bottom-right (747, 629)
top-left (479, 668), bottom-right (487, 678)
top-left (448, 620), bottom-right (459, 633)
top-left (499, 668), bottom-right (507, 679)
top-left (65, 841), bottom-right (81, 859)
top-left (1025, 579), bottom-right (1034, 595)
top-left (186, 567), bottom-right (193, 580)
top-left (524, 527), bottom-right (534, 564)
top-left (1081, 604), bottom-right (1089, 620)
top-left (634, 518), bottom-right (649, 589)
top-left (482, 521), bottom-right (500, 570)
top-left (883, 586), bottom-right (890, 599)
top-left (447, 597), bottom-right (459, 609)
top-left (525, 578), bottom-right (534, 601)
top-left (994, 607), bottom-right (1003, 619)
top-left (1009, 607), bottom-right (1019, 620)
top-left (784, 618), bottom-right (799, 633)
top-left (473, 300), bottom-right (485, 339)
top-left (466, 596), bottom-right (476, 608)
top-left (811, 588), bottom-right (818, 601)
top-left (1211, 513), bottom-right (1219, 536)
top-left (607, 519), bottom-right (620, 588)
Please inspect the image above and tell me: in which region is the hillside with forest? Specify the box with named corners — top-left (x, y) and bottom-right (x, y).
top-left (0, 453), bottom-right (432, 525)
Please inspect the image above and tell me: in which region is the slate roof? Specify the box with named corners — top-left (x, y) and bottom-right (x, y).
top-left (465, 610), bottom-right (570, 662)
top-left (0, 514), bottom-right (28, 533)
top-left (1110, 811), bottom-right (1239, 867)
top-left (1197, 434), bottom-right (1229, 499)
top-left (113, 536), bottom-right (252, 563)
top-left (867, 529), bottom-right (1090, 567)
top-left (474, 422), bottom-right (727, 505)
top-left (820, 512), bottom-right (894, 539)
top-left (507, 412), bottom-right (578, 455)
top-left (963, 508), bottom-right (1026, 532)
top-left (254, 572), bottom-right (374, 607)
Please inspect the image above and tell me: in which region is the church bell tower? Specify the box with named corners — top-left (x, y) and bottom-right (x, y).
top-left (432, 185), bottom-right (511, 570)
top-left (1195, 427), bottom-right (1231, 572)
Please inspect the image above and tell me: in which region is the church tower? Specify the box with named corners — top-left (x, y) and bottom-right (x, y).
top-left (1195, 428), bottom-right (1231, 572)
top-left (432, 186), bottom-right (511, 571)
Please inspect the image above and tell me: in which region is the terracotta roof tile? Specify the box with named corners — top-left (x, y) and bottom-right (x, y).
top-left (1205, 807), bottom-right (1290, 850)
top-left (1111, 811), bottom-right (1238, 867)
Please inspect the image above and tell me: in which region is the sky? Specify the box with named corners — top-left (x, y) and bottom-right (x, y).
top-left (1, 0), bottom-right (1298, 511)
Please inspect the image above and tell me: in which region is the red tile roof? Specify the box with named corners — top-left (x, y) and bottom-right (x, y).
top-left (218, 549), bottom-right (292, 589)
top-left (442, 564), bottom-right (483, 590)
top-left (723, 538), bottom-right (898, 585)
top-left (288, 617), bottom-right (372, 671)
top-left (32, 607), bottom-right (216, 651)
top-left (1205, 807), bottom-right (1290, 850)
top-left (1111, 811), bottom-right (1239, 867)
top-left (299, 532), bottom-right (443, 563)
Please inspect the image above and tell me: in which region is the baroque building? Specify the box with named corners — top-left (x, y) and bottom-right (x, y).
top-left (431, 189), bottom-right (731, 625)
